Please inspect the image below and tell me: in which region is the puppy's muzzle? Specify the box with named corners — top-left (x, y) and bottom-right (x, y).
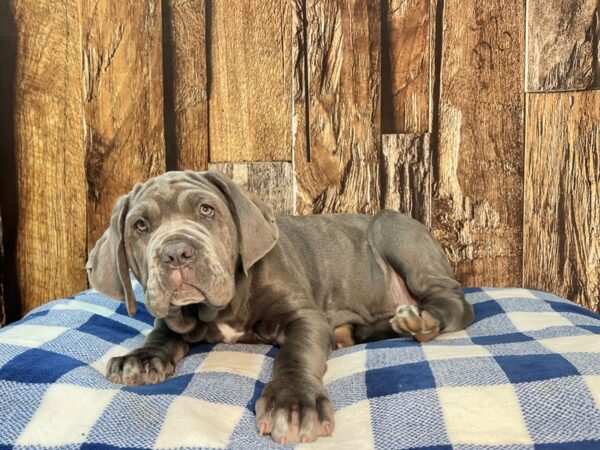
top-left (160, 240), bottom-right (196, 269)
top-left (157, 238), bottom-right (208, 308)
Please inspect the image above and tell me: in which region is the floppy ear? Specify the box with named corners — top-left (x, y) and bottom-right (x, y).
top-left (86, 194), bottom-right (137, 316)
top-left (205, 171), bottom-right (279, 274)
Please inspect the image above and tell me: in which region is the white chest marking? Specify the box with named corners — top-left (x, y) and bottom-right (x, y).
top-left (216, 323), bottom-right (245, 344)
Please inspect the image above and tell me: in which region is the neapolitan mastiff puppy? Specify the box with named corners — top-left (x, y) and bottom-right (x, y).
top-left (87, 171), bottom-right (474, 444)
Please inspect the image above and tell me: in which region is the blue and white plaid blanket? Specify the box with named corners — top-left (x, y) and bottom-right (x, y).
top-left (0, 285), bottom-right (599, 449)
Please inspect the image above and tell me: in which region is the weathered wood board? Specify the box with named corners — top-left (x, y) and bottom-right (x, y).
top-left (208, 162), bottom-right (294, 215)
top-left (381, 134), bottom-right (431, 227)
top-left (526, 0), bottom-right (599, 92)
top-left (524, 91), bottom-right (600, 313)
top-left (432, 0), bottom-right (525, 287)
top-left (166, 0), bottom-right (209, 171)
top-left (209, 0), bottom-right (292, 163)
top-left (382, 0), bottom-right (430, 134)
top-left (81, 0), bottom-right (166, 248)
top-left (12, 0), bottom-right (87, 313)
top-left (295, 0), bottom-right (382, 215)
top-left (2, 0), bottom-right (600, 317)
top-left (291, 0), bottom-right (308, 197)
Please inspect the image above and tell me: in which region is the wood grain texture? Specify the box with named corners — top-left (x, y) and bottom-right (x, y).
top-left (526, 0), bottom-right (599, 92)
top-left (208, 162), bottom-right (294, 215)
top-left (429, 0), bottom-right (439, 130)
top-left (168, 0), bottom-right (208, 170)
top-left (209, 0), bottom-right (292, 163)
top-left (295, 0), bottom-right (381, 214)
top-left (3, 0), bottom-right (600, 317)
top-left (382, 134), bottom-right (431, 226)
top-left (382, 0), bottom-right (430, 133)
top-left (291, 0), bottom-right (308, 194)
top-left (432, 0), bottom-right (524, 287)
top-left (12, 0), bottom-right (87, 313)
top-left (524, 92), bottom-right (600, 312)
top-left (82, 0), bottom-right (166, 248)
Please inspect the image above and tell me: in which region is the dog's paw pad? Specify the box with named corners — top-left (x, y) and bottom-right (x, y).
top-left (390, 306), bottom-right (440, 342)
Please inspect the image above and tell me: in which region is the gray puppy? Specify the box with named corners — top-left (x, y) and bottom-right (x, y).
top-left (87, 170), bottom-right (473, 444)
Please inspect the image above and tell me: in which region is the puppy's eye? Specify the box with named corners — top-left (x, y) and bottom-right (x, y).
top-left (134, 219), bottom-right (149, 233)
top-left (199, 204), bottom-right (215, 218)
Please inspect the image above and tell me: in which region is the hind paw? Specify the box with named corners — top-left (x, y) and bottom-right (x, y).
top-left (334, 324), bottom-right (355, 349)
top-left (390, 305), bottom-right (440, 342)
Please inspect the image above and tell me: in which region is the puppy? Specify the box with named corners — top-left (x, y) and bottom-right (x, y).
top-left (87, 170), bottom-right (473, 444)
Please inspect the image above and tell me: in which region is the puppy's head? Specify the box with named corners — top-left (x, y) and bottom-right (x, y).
top-left (86, 171), bottom-right (279, 318)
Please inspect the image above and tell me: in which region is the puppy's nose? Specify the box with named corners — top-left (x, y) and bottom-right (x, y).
top-left (160, 241), bottom-right (196, 269)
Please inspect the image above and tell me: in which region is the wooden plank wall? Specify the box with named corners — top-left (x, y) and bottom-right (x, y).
top-left (82, 0), bottom-right (166, 248)
top-left (294, 0), bottom-right (382, 215)
top-left (524, 92), bottom-right (599, 311)
top-left (433, 0), bottom-right (525, 287)
top-left (12, 0), bottom-right (88, 315)
top-left (0, 0), bottom-right (598, 321)
top-left (165, 0), bottom-right (209, 171)
top-left (524, 0), bottom-right (599, 312)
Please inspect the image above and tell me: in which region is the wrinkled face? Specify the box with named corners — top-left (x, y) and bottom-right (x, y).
top-left (87, 170), bottom-right (279, 321)
top-left (124, 173), bottom-right (239, 318)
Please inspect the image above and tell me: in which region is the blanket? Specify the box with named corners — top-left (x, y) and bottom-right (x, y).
top-left (0, 285), bottom-right (599, 449)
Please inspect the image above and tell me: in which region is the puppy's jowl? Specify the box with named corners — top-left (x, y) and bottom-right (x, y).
top-left (87, 171), bottom-right (473, 444)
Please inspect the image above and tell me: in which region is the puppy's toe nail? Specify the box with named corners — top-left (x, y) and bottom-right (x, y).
top-left (166, 363), bottom-right (175, 376)
top-left (259, 422), bottom-right (269, 435)
top-left (320, 422), bottom-right (333, 436)
top-left (301, 434), bottom-right (310, 443)
top-left (279, 436), bottom-right (288, 445)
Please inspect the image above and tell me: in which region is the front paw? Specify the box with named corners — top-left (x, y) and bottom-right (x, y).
top-left (255, 377), bottom-right (335, 444)
top-left (106, 347), bottom-right (175, 386)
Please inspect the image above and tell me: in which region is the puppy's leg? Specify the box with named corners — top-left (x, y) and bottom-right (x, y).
top-left (334, 320), bottom-right (405, 347)
top-left (255, 307), bottom-right (334, 444)
top-left (106, 318), bottom-right (189, 385)
top-left (370, 211), bottom-right (474, 341)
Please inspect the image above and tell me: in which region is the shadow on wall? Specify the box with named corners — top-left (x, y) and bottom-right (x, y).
top-left (0, 4), bottom-right (22, 323)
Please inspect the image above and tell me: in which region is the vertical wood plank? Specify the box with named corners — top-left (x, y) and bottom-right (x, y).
top-left (381, 134), bottom-right (431, 226)
top-left (382, 0), bottom-right (430, 133)
top-left (295, 0), bottom-right (381, 214)
top-left (11, 0), bottom-right (87, 313)
top-left (167, 0), bottom-right (209, 170)
top-left (524, 92), bottom-right (600, 312)
top-left (526, 0), bottom-right (599, 92)
top-left (291, 0), bottom-right (307, 191)
top-left (432, 1), bottom-right (525, 287)
top-left (209, 0), bottom-right (292, 163)
top-left (208, 162), bottom-right (294, 215)
top-left (82, 0), bottom-right (166, 248)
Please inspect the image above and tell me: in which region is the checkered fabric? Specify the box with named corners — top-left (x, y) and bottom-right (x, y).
top-left (0, 285), bottom-right (599, 449)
